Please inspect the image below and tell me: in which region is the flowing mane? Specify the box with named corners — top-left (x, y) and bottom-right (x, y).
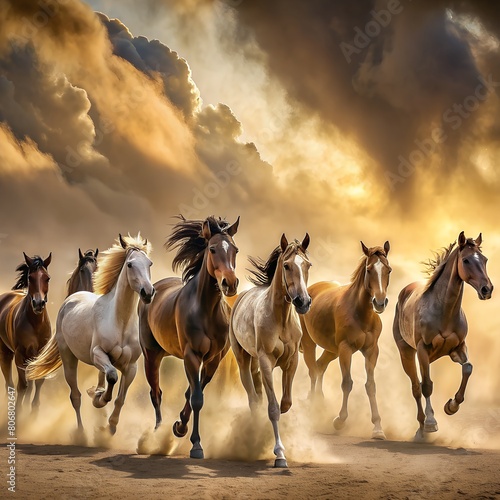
top-left (350, 246), bottom-right (388, 289)
top-left (93, 234), bottom-right (151, 295)
top-left (12, 256), bottom-right (46, 291)
top-left (248, 240), bottom-right (307, 287)
top-left (166, 216), bottom-right (231, 282)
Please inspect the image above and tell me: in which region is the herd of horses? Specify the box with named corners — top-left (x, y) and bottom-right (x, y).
top-left (0, 216), bottom-right (494, 468)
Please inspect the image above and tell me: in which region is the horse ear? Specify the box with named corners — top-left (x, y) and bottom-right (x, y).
top-left (280, 233), bottom-right (288, 252)
top-left (202, 220), bottom-right (211, 241)
top-left (475, 233), bottom-right (482, 246)
top-left (301, 233), bottom-right (310, 251)
top-left (458, 231), bottom-right (466, 248)
top-left (23, 252), bottom-right (33, 267)
top-left (360, 241), bottom-right (370, 256)
top-left (226, 216), bottom-right (240, 237)
top-left (144, 238), bottom-right (148, 246)
top-left (43, 253), bottom-right (52, 268)
top-left (79, 248), bottom-right (84, 261)
top-left (384, 241), bottom-right (390, 255)
top-left (95, 248), bottom-right (99, 258)
top-left (119, 234), bottom-right (127, 249)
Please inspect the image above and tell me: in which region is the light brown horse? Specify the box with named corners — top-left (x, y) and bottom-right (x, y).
top-left (393, 232), bottom-right (493, 441)
top-left (0, 253), bottom-right (52, 412)
top-left (230, 234), bottom-right (312, 467)
top-left (300, 241), bottom-right (391, 439)
top-left (139, 215), bottom-right (240, 459)
top-left (66, 248), bottom-right (98, 296)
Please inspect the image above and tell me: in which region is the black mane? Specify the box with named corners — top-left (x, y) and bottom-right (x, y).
top-left (12, 256), bottom-right (45, 291)
top-left (247, 246), bottom-right (282, 287)
top-left (166, 215), bottom-right (231, 282)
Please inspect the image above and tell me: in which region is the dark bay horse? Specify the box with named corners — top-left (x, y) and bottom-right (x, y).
top-left (230, 234), bottom-right (311, 467)
top-left (66, 248), bottom-right (98, 296)
top-left (300, 241), bottom-right (391, 439)
top-left (393, 232), bottom-right (493, 441)
top-left (0, 253), bottom-right (52, 412)
top-left (138, 215), bottom-right (240, 459)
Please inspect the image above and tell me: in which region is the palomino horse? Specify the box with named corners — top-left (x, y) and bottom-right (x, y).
top-left (300, 241), bottom-right (391, 439)
top-left (27, 235), bottom-right (154, 434)
top-left (66, 248), bottom-right (98, 296)
top-left (393, 232), bottom-right (493, 441)
top-left (0, 253), bottom-right (52, 412)
top-left (230, 234), bottom-right (312, 468)
top-left (139, 215), bottom-right (240, 459)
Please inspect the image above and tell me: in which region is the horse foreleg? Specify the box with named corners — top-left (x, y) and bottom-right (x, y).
top-left (251, 357), bottom-right (263, 402)
top-left (281, 350), bottom-right (299, 414)
top-left (444, 343), bottom-right (472, 416)
top-left (173, 387), bottom-right (191, 438)
top-left (89, 346), bottom-right (117, 408)
top-left (417, 342), bottom-right (438, 433)
top-left (0, 343), bottom-right (14, 393)
top-left (259, 354), bottom-right (287, 468)
top-left (143, 346), bottom-right (165, 429)
top-left (182, 349), bottom-right (204, 459)
top-left (333, 342), bottom-right (353, 431)
top-left (362, 345), bottom-right (385, 440)
top-left (108, 363), bottom-right (137, 435)
top-left (232, 339), bottom-right (260, 412)
top-left (300, 320), bottom-right (319, 398)
top-left (14, 350), bottom-right (28, 413)
top-left (31, 378), bottom-right (44, 417)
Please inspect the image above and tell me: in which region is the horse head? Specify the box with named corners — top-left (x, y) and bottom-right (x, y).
top-left (23, 253), bottom-right (52, 314)
top-left (204, 216), bottom-right (240, 297)
top-left (457, 231), bottom-right (493, 300)
top-left (361, 241), bottom-right (391, 314)
top-left (281, 233), bottom-right (312, 315)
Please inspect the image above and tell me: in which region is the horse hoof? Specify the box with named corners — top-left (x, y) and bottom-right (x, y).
top-left (444, 399), bottom-right (459, 416)
top-left (413, 429), bottom-right (426, 443)
top-left (274, 458), bottom-right (288, 468)
top-left (372, 430), bottom-right (387, 440)
top-left (172, 421), bottom-right (188, 438)
top-left (190, 448), bottom-right (204, 459)
top-left (424, 422), bottom-right (438, 433)
top-left (333, 417), bottom-right (345, 430)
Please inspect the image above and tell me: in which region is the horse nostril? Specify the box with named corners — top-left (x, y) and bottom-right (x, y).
top-left (384, 298), bottom-right (389, 306)
top-left (293, 296), bottom-right (304, 307)
top-left (221, 278), bottom-right (228, 288)
top-left (481, 286), bottom-right (490, 296)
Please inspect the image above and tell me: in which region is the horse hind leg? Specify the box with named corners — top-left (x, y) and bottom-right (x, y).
top-left (316, 349), bottom-right (337, 399)
top-left (333, 343), bottom-right (354, 431)
top-left (362, 345), bottom-right (386, 440)
top-left (417, 343), bottom-right (438, 434)
top-left (143, 346), bottom-right (165, 430)
top-left (61, 348), bottom-right (84, 432)
top-left (444, 344), bottom-right (472, 416)
top-left (300, 320), bottom-right (319, 399)
top-left (31, 379), bottom-right (45, 417)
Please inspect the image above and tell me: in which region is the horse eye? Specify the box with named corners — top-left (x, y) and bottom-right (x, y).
top-left (209, 247), bottom-right (216, 254)
top-left (463, 259), bottom-right (470, 265)
top-left (284, 264), bottom-right (290, 271)
top-left (127, 263), bottom-right (133, 268)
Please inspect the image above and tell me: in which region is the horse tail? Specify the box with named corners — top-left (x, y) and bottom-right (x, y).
top-left (26, 334), bottom-right (62, 380)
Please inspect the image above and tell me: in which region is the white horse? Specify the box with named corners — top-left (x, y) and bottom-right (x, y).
top-left (229, 234), bottom-right (312, 468)
top-left (27, 234), bottom-right (154, 435)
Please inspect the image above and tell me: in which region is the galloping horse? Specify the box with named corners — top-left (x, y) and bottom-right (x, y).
top-left (300, 241), bottom-right (391, 439)
top-left (27, 235), bottom-right (154, 434)
top-left (230, 234), bottom-right (311, 468)
top-left (0, 253), bottom-right (52, 412)
top-left (393, 232), bottom-right (493, 441)
top-left (139, 216), bottom-right (240, 459)
top-left (66, 248), bottom-right (98, 296)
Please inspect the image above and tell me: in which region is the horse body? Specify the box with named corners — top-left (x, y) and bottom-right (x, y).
top-left (230, 234), bottom-right (311, 468)
top-left (300, 241), bottom-right (391, 439)
top-left (393, 232), bottom-right (493, 440)
top-left (27, 235), bottom-right (154, 435)
top-left (0, 254), bottom-right (52, 412)
top-left (139, 216), bottom-right (240, 459)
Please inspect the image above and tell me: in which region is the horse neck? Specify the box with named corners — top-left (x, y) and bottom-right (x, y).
top-left (193, 251), bottom-right (222, 314)
top-left (268, 254), bottom-right (293, 321)
top-left (108, 263), bottom-right (138, 327)
top-left (347, 259), bottom-right (373, 321)
top-left (432, 251), bottom-right (464, 320)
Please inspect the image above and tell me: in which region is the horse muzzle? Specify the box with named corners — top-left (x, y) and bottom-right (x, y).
top-left (31, 298), bottom-right (47, 315)
top-left (372, 297), bottom-right (388, 314)
top-left (221, 277), bottom-right (239, 297)
top-left (477, 284), bottom-right (493, 301)
top-left (140, 286), bottom-right (155, 304)
top-left (292, 295), bottom-right (312, 315)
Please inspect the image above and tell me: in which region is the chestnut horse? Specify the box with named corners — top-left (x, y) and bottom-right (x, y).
top-left (393, 232), bottom-right (493, 441)
top-left (230, 234), bottom-right (312, 468)
top-left (66, 248), bottom-right (98, 296)
top-left (0, 253), bottom-right (52, 412)
top-left (139, 215), bottom-right (240, 459)
top-left (27, 235), bottom-right (154, 434)
top-left (300, 241), bottom-right (391, 439)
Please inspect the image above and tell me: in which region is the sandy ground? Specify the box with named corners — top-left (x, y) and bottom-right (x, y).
top-left (2, 434), bottom-right (500, 500)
